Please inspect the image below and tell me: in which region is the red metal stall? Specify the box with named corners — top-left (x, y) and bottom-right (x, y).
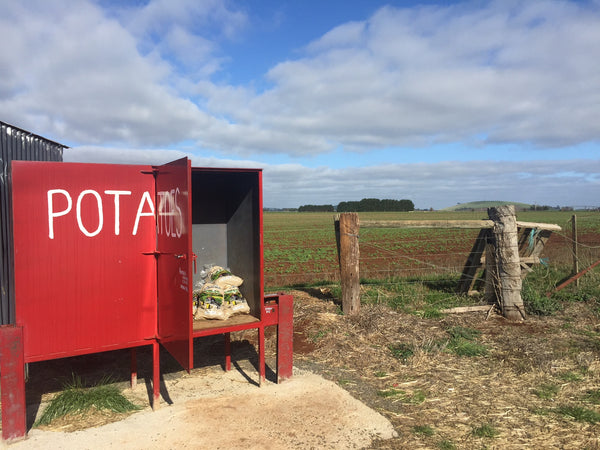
top-left (0, 157), bottom-right (292, 441)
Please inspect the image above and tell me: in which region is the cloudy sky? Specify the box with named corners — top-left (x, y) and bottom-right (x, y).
top-left (2, 0), bottom-right (599, 209)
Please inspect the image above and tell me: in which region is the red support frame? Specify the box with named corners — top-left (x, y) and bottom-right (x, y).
top-left (152, 341), bottom-right (160, 410)
top-left (276, 294), bottom-right (294, 382)
top-left (0, 325), bottom-right (27, 441)
top-left (263, 293), bottom-right (294, 383)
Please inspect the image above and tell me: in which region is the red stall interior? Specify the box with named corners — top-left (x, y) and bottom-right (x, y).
top-left (1, 157), bottom-right (292, 441)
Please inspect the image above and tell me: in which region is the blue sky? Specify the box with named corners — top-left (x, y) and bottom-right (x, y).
top-left (2, 0), bottom-right (599, 209)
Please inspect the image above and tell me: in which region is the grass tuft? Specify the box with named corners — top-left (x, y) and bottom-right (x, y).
top-left (447, 326), bottom-right (480, 341)
top-left (533, 383), bottom-right (560, 400)
top-left (583, 389), bottom-right (600, 405)
top-left (522, 284), bottom-right (563, 316)
top-left (446, 326), bottom-right (488, 357)
top-left (388, 343), bottom-right (414, 362)
top-left (413, 424), bottom-right (435, 436)
top-left (376, 388), bottom-right (426, 404)
top-left (377, 388), bottom-right (405, 398)
top-left (437, 440), bottom-right (457, 450)
top-left (558, 371), bottom-right (583, 382)
top-left (35, 374), bottom-right (141, 427)
top-left (554, 405), bottom-right (600, 424)
top-left (472, 423), bottom-right (499, 438)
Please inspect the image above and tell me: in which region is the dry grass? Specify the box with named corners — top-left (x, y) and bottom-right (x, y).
top-left (290, 289), bottom-right (600, 449)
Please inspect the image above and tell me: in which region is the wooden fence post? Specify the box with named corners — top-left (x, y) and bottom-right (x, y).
top-left (572, 214), bottom-right (579, 287)
top-left (335, 213), bottom-right (360, 315)
top-left (488, 205), bottom-right (525, 320)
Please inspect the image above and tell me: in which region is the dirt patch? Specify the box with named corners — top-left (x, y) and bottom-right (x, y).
top-left (4, 368), bottom-right (396, 449)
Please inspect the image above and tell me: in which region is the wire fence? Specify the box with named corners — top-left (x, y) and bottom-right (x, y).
top-left (263, 212), bottom-right (600, 290)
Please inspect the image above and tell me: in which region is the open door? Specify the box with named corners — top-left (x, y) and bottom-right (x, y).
top-left (156, 158), bottom-right (193, 371)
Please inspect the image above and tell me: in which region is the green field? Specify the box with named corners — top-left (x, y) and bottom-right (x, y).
top-left (264, 210), bottom-right (600, 290)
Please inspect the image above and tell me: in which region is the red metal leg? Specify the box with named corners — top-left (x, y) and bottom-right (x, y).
top-left (224, 332), bottom-right (231, 371)
top-left (152, 341), bottom-right (160, 410)
top-left (0, 325), bottom-right (27, 441)
top-left (277, 295), bottom-right (294, 382)
top-left (130, 348), bottom-right (137, 388)
top-left (259, 326), bottom-right (265, 385)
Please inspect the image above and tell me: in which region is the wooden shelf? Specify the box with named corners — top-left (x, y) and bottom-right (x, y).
top-left (192, 314), bottom-right (260, 337)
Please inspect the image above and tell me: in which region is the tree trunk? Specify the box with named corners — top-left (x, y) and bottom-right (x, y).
top-left (488, 205), bottom-right (525, 320)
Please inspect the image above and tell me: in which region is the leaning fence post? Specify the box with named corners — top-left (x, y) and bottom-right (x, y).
top-left (334, 213), bottom-right (360, 315)
top-left (488, 205), bottom-right (525, 320)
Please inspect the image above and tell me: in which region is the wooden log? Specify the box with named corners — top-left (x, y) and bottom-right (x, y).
top-left (441, 305), bottom-right (495, 314)
top-left (488, 205), bottom-right (525, 320)
top-left (515, 221), bottom-right (561, 232)
top-left (457, 228), bottom-right (489, 294)
top-left (361, 219), bottom-right (561, 231)
top-left (336, 213), bottom-right (360, 315)
top-left (361, 219), bottom-right (493, 229)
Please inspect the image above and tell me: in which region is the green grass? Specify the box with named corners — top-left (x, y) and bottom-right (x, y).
top-left (358, 276), bottom-right (478, 316)
top-left (376, 388), bottom-right (426, 404)
top-left (533, 383), bottom-right (560, 400)
top-left (558, 371), bottom-right (583, 382)
top-left (472, 423), bottom-right (499, 438)
top-left (377, 388), bottom-right (405, 398)
top-left (413, 425), bottom-right (435, 436)
top-left (583, 389), bottom-right (600, 405)
top-left (35, 375), bottom-right (140, 426)
top-left (446, 326), bottom-right (488, 357)
top-left (437, 440), bottom-right (457, 450)
top-left (410, 390), bottom-right (427, 404)
top-left (447, 326), bottom-right (480, 341)
top-left (522, 284), bottom-right (563, 316)
top-left (448, 340), bottom-right (488, 357)
top-left (310, 329), bottom-right (329, 343)
top-left (554, 405), bottom-right (600, 424)
top-left (388, 343), bottom-right (414, 362)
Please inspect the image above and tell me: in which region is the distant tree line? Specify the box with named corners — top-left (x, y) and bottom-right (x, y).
top-left (337, 198), bottom-right (414, 212)
top-left (298, 204), bottom-right (335, 212)
top-left (298, 198), bottom-right (414, 212)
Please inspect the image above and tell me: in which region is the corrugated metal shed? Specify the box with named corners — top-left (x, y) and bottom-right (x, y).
top-left (0, 121), bottom-right (66, 324)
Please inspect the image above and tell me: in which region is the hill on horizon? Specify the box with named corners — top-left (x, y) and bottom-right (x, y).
top-left (442, 201), bottom-right (532, 211)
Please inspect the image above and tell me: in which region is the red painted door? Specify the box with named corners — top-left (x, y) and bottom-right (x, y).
top-left (11, 161), bottom-right (158, 361)
top-left (155, 158), bottom-right (193, 371)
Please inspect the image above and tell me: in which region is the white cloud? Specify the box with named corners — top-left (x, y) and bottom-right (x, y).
top-left (256, 1), bottom-right (599, 152)
top-left (2, 0), bottom-right (600, 157)
top-left (0, 0), bottom-right (219, 146)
